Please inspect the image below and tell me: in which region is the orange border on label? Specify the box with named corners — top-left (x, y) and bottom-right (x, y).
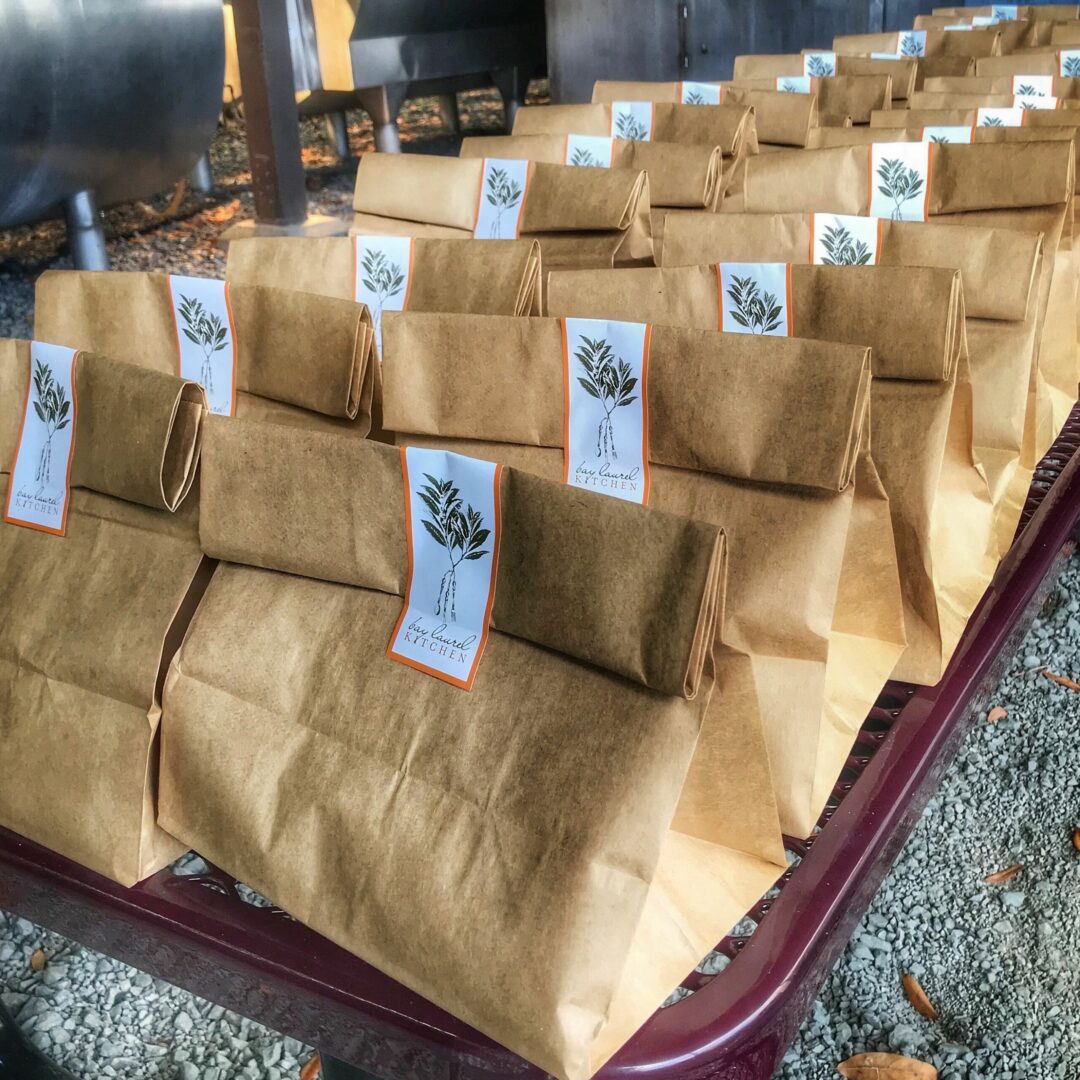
top-left (166, 276), bottom-right (240, 417)
top-left (559, 320), bottom-right (652, 505)
top-left (386, 446), bottom-right (504, 691)
top-left (784, 263), bottom-right (794, 337)
top-left (472, 161), bottom-right (532, 238)
top-left (3, 347), bottom-right (80, 537)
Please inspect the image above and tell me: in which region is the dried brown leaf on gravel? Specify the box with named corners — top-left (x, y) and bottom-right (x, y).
top-left (837, 1052), bottom-right (938, 1078)
top-left (986, 705), bottom-right (1008, 724)
top-left (984, 864), bottom-right (1022, 885)
top-left (1043, 670), bottom-right (1080, 692)
top-left (1072, 827), bottom-right (1080, 852)
top-left (901, 972), bottom-right (939, 1020)
top-left (29, 948), bottom-right (46, 972)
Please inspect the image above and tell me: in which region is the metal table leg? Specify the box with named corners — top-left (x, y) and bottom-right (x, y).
top-left (356, 85), bottom-right (408, 154)
top-left (62, 189), bottom-right (108, 271)
top-left (326, 112), bottom-right (351, 161)
top-left (189, 152), bottom-right (215, 194)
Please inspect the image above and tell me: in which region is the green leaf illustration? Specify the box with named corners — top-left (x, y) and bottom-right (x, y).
top-left (876, 156), bottom-right (925, 220)
top-left (418, 473), bottom-right (491, 622)
top-left (806, 55), bottom-right (834, 77)
top-left (819, 222), bottom-right (873, 266)
top-left (570, 146), bottom-right (601, 167)
top-left (725, 275), bottom-right (785, 335)
top-left (485, 166), bottom-right (524, 238)
top-left (614, 111), bottom-right (648, 140)
top-left (684, 89), bottom-right (707, 105)
top-left (573, 335), bottom-right (639, 460)
top-left (29, 358), bottom-right (71, 493)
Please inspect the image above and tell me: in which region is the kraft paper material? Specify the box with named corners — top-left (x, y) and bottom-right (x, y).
top-left (350, 153), bottom-right (654, 271)
top-left (226, 235), bottom-right (544, 317)
top-left (0, 341), bottom-right (206, 885)
top-left (33, 270), bottom-right (379, 438)
top-left (158, 416), bottom-right (781, 1080)
top-left (735, 141), bottom-right (1078, 474)
top-left (659, 214), bottom-right (1002, 685)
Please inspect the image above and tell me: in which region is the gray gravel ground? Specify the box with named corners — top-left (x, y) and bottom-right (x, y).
top-left (778, 554), bottom-right (1080, 1080)
top-left (2, 84), bottom-right (1079, 1080)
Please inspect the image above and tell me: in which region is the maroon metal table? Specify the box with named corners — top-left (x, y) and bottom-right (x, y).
top-left (2, 406), bottom-right (1079, 1080)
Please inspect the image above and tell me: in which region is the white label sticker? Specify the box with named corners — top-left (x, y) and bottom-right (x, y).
top-left (611, 101), bottom-right (655, 141)
top-left (897, 30), bottom-right (927, 57)
top-left (1015, 94), bottom-right (1058, 110)
top-left (922, 125), bottom-right (974, 144)
top-left (565, 134), bottom-right (615, 167)
top-left (971, 15), bottom-right (1000, 25)
top-left (4, 342), bottom-right (78, 536)
top-left (353, 235), bottom-right (413, 359)
top-left (803, 51), bottom-right (837, 76)
top-left (992, 4), bottom-right (1019, 18)
top-left (168, 276), bottom-right (236, 416)
top-left (716, 263), bottom-right (792, 337)
top-left (474, 158), bottom-right (530, 240)
top-left (561, 317), bottom-right (650, 505)
top-left (777, 76), bottom-right (813, 93)
top-left (1012, 75), bottom-right (1054, 97)
top-left (1060, 50), bottom-right (1080, 78)
top-left (387, 446), bottom-right (501, 690)
top-left (943, 24), bottom-right (975, 31)
top-left (869, 142), bottom-right (931, 221)
top-left (680, 81), bottom-right (722, 104)
top-left (810, 213), bottom-right (881, 266)
top-left (870, 51), bottom-right (902, 59)
top-left (977, 106), bottom-right (1025, 127)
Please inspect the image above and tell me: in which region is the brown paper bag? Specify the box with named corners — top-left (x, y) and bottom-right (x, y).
top-left (725, 75), bottom-right (894, 125)
top-left (378, 310), bottom-right (880, 838)
top-left (833, 27), bottom-right (1003, 58)
top-left (736, 141), bottom-right (1077, 466)
top-left (159, 416), bottom-right (781, 1080)
top-left (914, 14), bottom-right (1050, 51)
top-left (975, 51), bottom-right (1070, 76)
top-left (350, 152), bottom-right (654, 271)
top-left (733, 54), bottom-right (918, 102)
top-left (33, 270), bottom-right (378, 438)
top-left (935, 4), bottom-right (1080, 17)
top-left (658, 214), bottom-right (1003, 682)
top-left (226, 234), bottom-right (542, 316)
top-left (1052, 22), bottom-right (1080, 44)
top-left (917, 55), bottom-right (979, 85)
top-left (923, 74), bottom-right (1080, 97)
top-left (459, 134), bottom-right (723, 252)
top-left (909, 88), bottom-right (1080, 107)
top-left (586, 83), bottom-right (819, 148)
top-left (0, 341), bottom-right (205, 885)
top-left (458, 134), bottom-right (724, 210)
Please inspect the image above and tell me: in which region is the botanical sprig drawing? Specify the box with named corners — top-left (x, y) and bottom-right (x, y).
top-left (819, 222), bottom-right (874, 265)
top-left (876, 157), bottom-right (925, 220)
top-left (1064, 56), bottom-right (1080, 77)
top-left (360, 248), bottom-right (405, 338)
top-left (899, 33), bottom-right (922, 57)
top-left (779, 80), bottom-right (802, 93)
top-left (1019, 100), bottom-right (1038, 110)
top-left (178, 294), bottom-right (228, 394)
top-left (614, 111), bottom-right (649, 140)
top-left (570, 146), bottom-right (602, 167)
top-left (1015, 83), bottom-right (1040, 96)
top-left (30, 359), bottom-right (71, 495)
top-left (484, 166), bottom-right (523, 238)
top-left (806, 55), bottom-right (834, 76)
top-left (684, 88), bottom-right (707, 105)
top-left (418, 475), bottom-right (490, 622)
top-left (980, 115), bottom-right (1005, 126)
top-left (573, 336), bottom-right (638, 460)
top-left (929, 134), bottom-right (951, 143)
top-left (726, 276), bottom-right (784, 335)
